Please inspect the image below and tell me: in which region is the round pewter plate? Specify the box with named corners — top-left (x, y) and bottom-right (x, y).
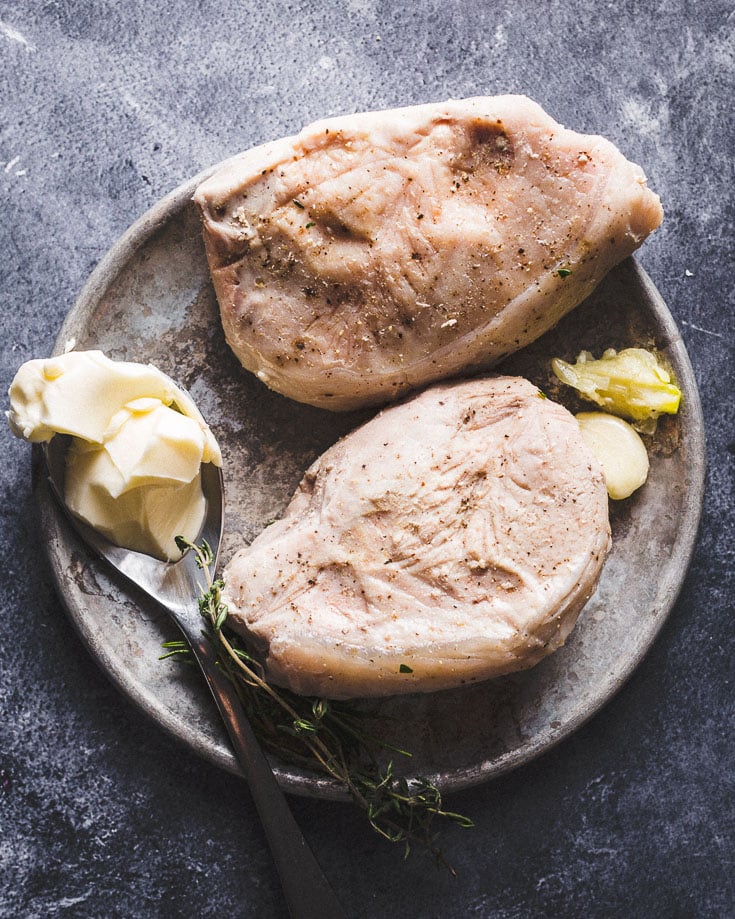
top-left (36, 167), bottom-right (706, 800)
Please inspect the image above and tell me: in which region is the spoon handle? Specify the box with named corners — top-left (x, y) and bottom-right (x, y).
top-left (187, 630), bottom-right (346, 919)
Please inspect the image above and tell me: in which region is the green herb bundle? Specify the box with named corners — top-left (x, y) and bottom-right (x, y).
top-left (164, 539), bottom-right (473, 872)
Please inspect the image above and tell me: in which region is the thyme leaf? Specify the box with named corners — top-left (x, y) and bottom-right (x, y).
top-left (169, 538), bottom-right (474, 871)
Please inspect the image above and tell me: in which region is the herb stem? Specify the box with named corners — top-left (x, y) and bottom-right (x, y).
top-left (172, 538), bottom-right (474, 871)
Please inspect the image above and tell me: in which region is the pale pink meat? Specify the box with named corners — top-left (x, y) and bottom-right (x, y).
top-left (222, 377), bottom-right (611, 699)
top-left (195, 95), bottom-right (662, 410)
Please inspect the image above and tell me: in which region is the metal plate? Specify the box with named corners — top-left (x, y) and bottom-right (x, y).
top-left (36, 166), bottom-right (706, 799)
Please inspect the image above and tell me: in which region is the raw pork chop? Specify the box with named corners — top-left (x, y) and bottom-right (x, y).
top-left (223, 377), bottom-right (611, 699)
top-left (195, 96), bottom-right (663, 410)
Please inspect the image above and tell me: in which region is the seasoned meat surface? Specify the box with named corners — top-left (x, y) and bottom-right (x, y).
top-left (195, 96), bottom-right (662, 410)
top-left (223, 377), bottom-right (611, 699)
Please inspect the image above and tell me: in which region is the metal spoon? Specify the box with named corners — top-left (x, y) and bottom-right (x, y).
top-left (43, 438), bottom-right (345, 919)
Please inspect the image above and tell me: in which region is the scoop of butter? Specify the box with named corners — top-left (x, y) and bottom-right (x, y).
top-left (7, 350), bottom-right (222, 560)
top-left (552, 347), bottom-right (681, 434)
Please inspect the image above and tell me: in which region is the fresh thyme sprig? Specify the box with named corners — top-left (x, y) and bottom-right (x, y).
top-left (166, 537), bottom-right (473, 872)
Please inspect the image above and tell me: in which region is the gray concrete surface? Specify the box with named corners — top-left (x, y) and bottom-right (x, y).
top-left (1, 2), bottom-right (732, 917)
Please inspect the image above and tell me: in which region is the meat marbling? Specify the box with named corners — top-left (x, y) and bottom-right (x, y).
top-left (195, 95), bottom-right (663, 411)
top-left (223, 377), bottom-right (611, 699)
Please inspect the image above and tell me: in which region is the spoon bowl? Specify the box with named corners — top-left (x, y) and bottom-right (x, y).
top-left (44, 436), bottom-right (226, 624)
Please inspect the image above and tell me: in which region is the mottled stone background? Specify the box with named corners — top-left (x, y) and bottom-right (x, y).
top-left (1, 2), bottom-right (732, 917)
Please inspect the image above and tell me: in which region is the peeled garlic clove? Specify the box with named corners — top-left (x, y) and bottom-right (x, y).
top-left (577, 411), bottom-right (649, 500)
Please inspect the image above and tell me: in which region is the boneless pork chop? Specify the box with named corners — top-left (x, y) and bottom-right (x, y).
top-left (223, 377), bottom-right (610, 699)
top-left (195, 95), bottom-right (662, 410)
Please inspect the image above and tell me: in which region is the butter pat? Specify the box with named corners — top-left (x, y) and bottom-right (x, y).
top-left (7, 351), bottom-right (222, 560)
top-left (552, 347), bottom-right (681, 434)
top-left (103, 399), bottom-right (206, 495)
top-left (65, 443), bottom-right (207, 561)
